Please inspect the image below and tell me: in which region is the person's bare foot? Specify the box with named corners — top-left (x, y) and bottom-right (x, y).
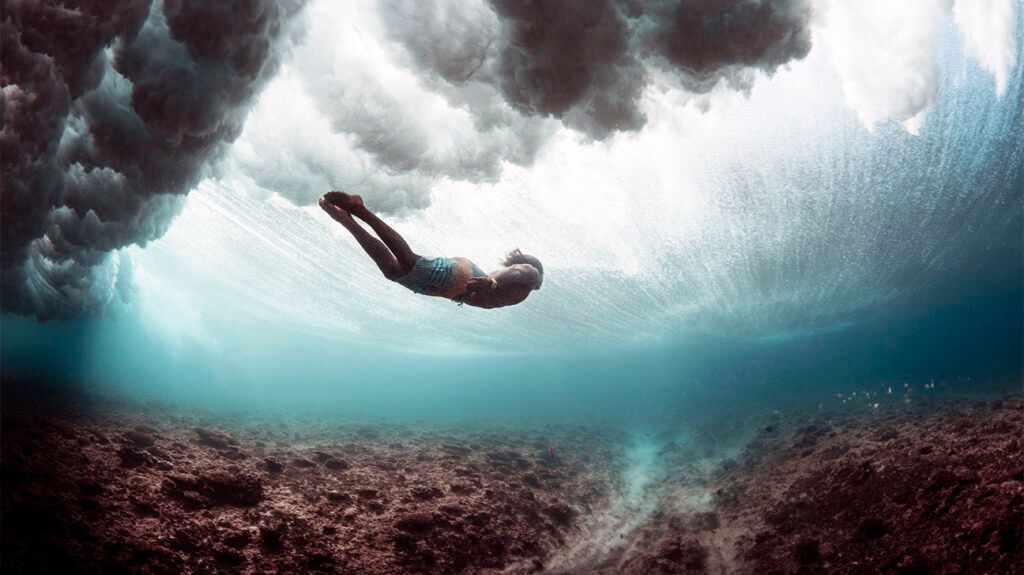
top-left (319, 197), bottom-right (355, 223)
top-left (323, 191), bottom-right (364, 212)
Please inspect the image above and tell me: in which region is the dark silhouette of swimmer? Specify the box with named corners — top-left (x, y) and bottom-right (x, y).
top-left (320, 191), bottom-right (542, 309)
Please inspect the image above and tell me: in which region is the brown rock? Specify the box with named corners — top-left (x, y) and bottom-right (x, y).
top-left (543, 503), bottom-right (575, 525)
top-left (194, 427), bottom-right (238, 449)
top-left (394, 512), bottom-right (437, 535)
top-left (122, 429), bottom-right (156, 447)
top-left (163, 470), bottom-right (263, 508)
top-left (117, 446), bottom-right (153, 468)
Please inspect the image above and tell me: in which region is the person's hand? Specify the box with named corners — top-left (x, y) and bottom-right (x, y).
top-left (319, 196), bottom-right (341, 214)
top-left (319, 197), bottom-right (353, 223)
top-left (465, 277), bottom-right (498, 292)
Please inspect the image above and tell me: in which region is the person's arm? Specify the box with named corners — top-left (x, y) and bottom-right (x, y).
top-left (464, 276), bottom-right (498, 293)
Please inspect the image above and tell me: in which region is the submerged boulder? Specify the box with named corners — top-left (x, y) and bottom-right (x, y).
top-left (117, 446), bottom-right (154, 468)
top-left (163, 469), bottom-right (263, 508)
top-left (194, 428), bottom-right (238, 450)
top-left (122, 429), bottom-right (156, 447)
top-left (543, 503), bottom-right (576, 525)
top-left (394, 512), bottom-right (437, 535)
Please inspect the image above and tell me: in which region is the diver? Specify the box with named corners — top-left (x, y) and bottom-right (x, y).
top-left (319, 191), bottom-right (542, 309)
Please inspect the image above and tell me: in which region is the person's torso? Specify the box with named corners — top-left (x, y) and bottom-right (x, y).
top-left (434, 256), bottom-right (485, 300)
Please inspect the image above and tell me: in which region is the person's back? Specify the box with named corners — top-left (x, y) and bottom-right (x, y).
top-left (319, 192), bottom-right (542, 309)
top-left (460, 256), bottom-right (542, 308)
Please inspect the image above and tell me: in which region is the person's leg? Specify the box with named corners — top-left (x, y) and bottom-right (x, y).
top-left (325, 192), bottom-right (419, 271)
top-left (320, 200), bottom-right (405, 280)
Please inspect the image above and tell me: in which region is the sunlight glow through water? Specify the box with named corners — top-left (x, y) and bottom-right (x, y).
top-left (3, 5), bottom-right (1019, 421)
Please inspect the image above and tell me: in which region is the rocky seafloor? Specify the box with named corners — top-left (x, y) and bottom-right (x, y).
top-left (604, 394), bottom-right (1023, 575)
top-left (1, 380), bottom-right (1021, 574)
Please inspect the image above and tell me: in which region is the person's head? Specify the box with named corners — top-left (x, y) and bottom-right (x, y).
top-left (503, 248), bottom-right (543, 289)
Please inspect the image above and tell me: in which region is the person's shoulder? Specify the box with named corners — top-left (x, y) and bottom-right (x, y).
top-left (511, 263), bottom-right (540, 274)
top-left (514, 264), bottom-right (541, 284)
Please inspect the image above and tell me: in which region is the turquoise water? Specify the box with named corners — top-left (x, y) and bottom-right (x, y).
top-left (2, 11), bottom-right (1021, 427)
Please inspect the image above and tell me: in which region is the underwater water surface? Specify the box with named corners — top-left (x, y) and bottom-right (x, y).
top-left (2, 8), bottom-right (1021, 428)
